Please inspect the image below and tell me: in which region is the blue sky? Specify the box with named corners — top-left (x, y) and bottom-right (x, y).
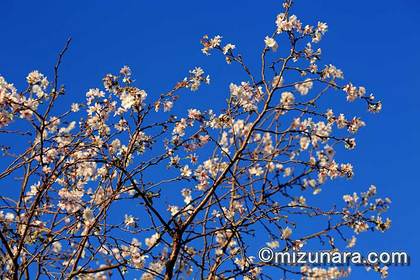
top-left (1, 0), bottom-right (419, 279)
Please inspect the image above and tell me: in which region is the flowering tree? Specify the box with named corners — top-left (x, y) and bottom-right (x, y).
top-left (0, 1), bottom-right (391, 279)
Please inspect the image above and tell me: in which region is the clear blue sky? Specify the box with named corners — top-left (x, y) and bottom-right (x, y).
top-left (1, 0), bottom-right (419, 279)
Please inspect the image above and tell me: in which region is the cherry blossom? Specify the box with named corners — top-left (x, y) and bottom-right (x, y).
top-left (0, 1), bottom-right (390, 279)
